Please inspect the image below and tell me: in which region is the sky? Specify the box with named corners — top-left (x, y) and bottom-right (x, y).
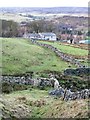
top-left (0, 0), bottom-right (89, 7)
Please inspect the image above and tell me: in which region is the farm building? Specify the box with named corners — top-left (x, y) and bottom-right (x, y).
top-left (23, 32), bottom-right (57, 41)
top-left (39, 32), bottom-right (57, 41)
top-left (23, 33), bottom-right (40, 39)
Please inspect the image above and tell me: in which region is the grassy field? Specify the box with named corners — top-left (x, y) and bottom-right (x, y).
top-left (1, 38), bottom-right (89, 119)
top-left (38, 41), bottom-right (88, 56)
top-left (1, 38), bottom-right (75, 75)
top-left (1, 88), bottom-right (88, 118)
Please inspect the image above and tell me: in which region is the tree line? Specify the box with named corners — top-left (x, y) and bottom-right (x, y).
top-left (0, 19), bottom-right (89, 38)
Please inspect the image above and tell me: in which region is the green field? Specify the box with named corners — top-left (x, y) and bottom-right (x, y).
top-left (38, 41), bottom-right (88, 56)
top-left (1, 38), bottom-right (89, 119)
top-left (1, 38), bottom-right (75, 75)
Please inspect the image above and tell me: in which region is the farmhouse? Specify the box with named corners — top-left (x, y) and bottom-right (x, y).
top-left (39, 32), bottom-right (57, 41)
top-left (23, 32), bottom-right (57, 41)
top-left (23, 33), bottom-right (40, 39)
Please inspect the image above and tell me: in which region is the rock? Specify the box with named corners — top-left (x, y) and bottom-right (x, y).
top-left (49, 87), bottom-right (65, 97)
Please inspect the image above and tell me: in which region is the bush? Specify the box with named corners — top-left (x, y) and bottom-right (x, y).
top-left (2, 82), bottom-right (31, 93)
top-left (2, 82), bottom-right (13, 93)
top-left (12, 84), bottom-right (28, 91)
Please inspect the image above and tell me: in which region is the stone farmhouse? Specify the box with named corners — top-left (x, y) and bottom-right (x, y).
top-left (23, 32), bottom-right (57, 41)
top-left (23, 33), bottom-right (40, 39)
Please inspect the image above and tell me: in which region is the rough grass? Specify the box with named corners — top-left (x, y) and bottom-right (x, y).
top-left (38, 41), bottom-right (88, 56)
top-left (1, 89), bottom-right (89, 118)
top-left (1, 38), bottom-right (75, 75)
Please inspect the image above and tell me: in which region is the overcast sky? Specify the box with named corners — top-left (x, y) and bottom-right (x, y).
top-left (0, 0), bottom-right (89, 7)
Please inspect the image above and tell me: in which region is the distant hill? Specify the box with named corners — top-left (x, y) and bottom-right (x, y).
top-left (0, 7), bottom-right (88, 14)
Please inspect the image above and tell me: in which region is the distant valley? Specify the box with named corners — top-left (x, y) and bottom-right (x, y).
top-left (0, 7), bottom-right (88, 14)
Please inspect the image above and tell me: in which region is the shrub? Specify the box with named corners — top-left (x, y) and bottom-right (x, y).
top-left (2, 82), bottom-right (13, 93)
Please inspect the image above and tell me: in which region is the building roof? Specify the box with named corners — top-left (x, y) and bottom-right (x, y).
top-left (39, 32), bottom-right (56, 36)
top-left (27, 33), bottom-right (40, 37)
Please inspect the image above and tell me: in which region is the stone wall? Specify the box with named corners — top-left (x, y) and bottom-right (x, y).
top-left (1, 76), bottom-right (52, 87)
top-left (64, 68), bottom-right (90, 76)
top-left (2, 76), bottom-right (34, 85)
top-left (31, 40), bottom-right (87, 68)
top-left (1, 75), bottom-right (89, 100)
top-left (49, 87), bottom-right (90, 101)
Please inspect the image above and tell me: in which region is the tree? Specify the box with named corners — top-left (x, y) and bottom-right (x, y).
top-left (1, 20), bottom-right (19, 37)
top-left (27, 20), bottom-right (55, 33)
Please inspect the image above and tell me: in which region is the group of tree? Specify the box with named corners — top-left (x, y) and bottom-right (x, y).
top-left (26, 20), bottom-right (55, 33)
top-left (26, 20), bottom-right (85, 36)
top-left (0, 20), bottom-right (19, 37)
top-left (0, 19), bottom-right (87, 38)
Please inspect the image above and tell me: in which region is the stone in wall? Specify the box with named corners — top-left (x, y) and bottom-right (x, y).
top-left (64, 68), bottom-right (90, 76)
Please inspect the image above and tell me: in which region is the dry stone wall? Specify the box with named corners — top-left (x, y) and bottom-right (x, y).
top-left (64, 67), bottom-right (90, 76)
top-left (31, 40), bottom-right (87, 68)
top-left (1, 76), bottom-right (52, 87)
top-left (49, 87), bottom-right (90, 101)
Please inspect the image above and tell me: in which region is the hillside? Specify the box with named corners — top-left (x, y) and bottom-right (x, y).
top-left (1, 38), bottom-right (89, 119)
top-left (0, 88), bottom-right (89, 118)
top-left (2, 38), bottom-right (75, 75)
